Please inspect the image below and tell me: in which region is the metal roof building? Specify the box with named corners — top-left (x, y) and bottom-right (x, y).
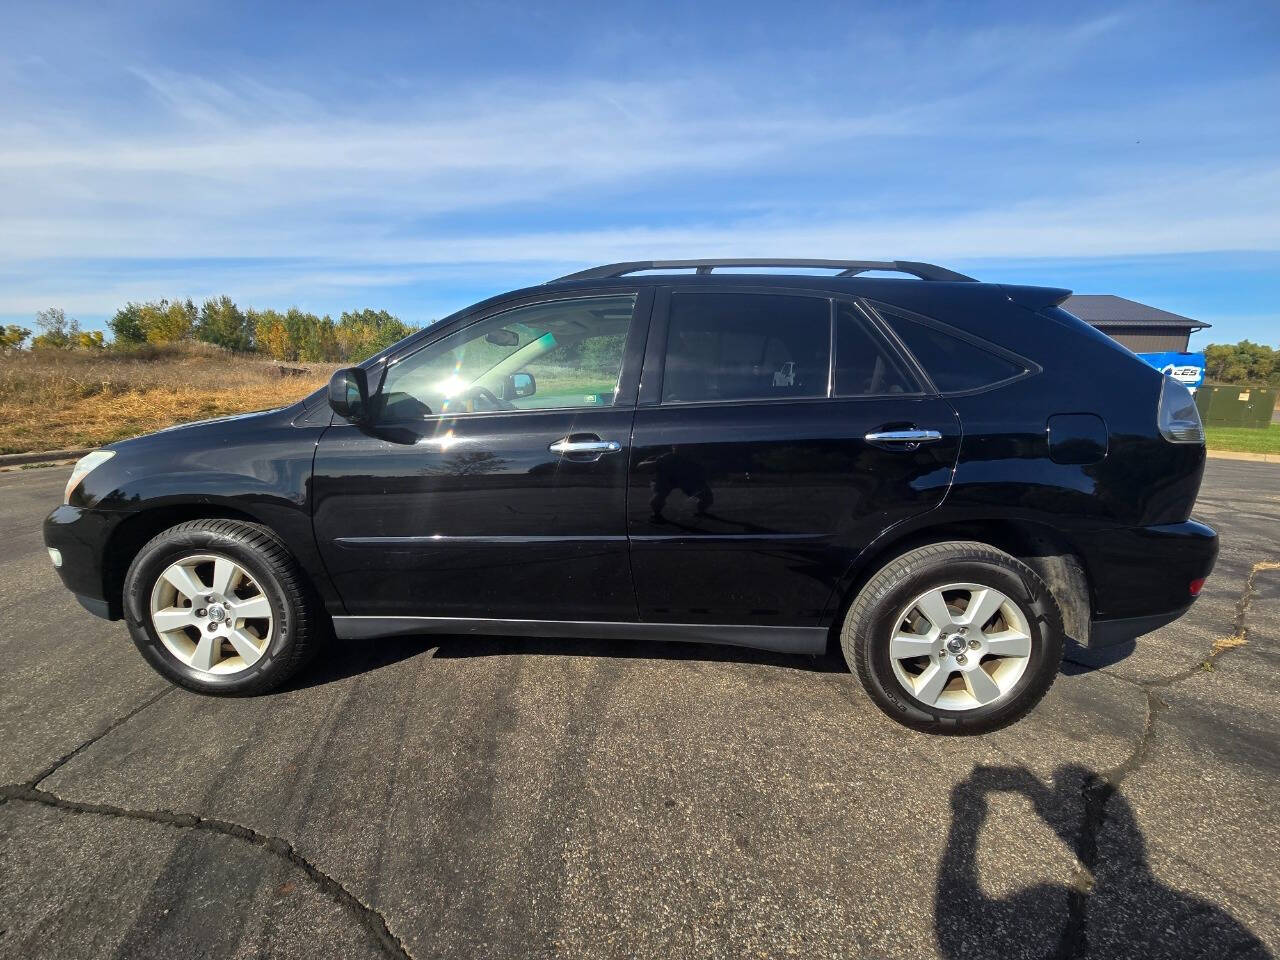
top-left (1063, 295), bottom-right (1210, 353)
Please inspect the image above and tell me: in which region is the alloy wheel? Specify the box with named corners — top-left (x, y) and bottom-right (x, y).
top-left (886, 582), bottom-right (1033, 711)
top-left (148, 553), bottom-right (273, 675)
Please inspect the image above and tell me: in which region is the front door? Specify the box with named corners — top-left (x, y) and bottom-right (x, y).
top-left (627, 290), bottom-right (961, 627)
top-left (313, 291), bottom-right (648, 621)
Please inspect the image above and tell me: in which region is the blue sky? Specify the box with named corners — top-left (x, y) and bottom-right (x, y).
top-left (1, 0), bottom-right (1277, 348)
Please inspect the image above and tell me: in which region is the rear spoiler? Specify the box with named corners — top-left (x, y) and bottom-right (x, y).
top-left (1000, 285), bottom-right (1073, 311)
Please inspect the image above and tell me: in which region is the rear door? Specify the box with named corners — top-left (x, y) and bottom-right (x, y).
top-left (627, 289), bottom-right (960, 627)
top-left (313, 289), bottom-right (649, 621)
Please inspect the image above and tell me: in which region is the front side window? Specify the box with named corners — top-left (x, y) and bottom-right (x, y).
top-left (375, 294), bottom-right (636, 420)
top-left (661, 293), bottom-right (830, 404)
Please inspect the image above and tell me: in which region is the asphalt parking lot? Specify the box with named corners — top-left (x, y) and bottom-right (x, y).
top-left (0, 459), bottom-right (1276, 960)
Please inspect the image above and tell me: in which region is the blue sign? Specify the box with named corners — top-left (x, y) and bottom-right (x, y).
top-left (1137, 351), bottom-right (1205, 388)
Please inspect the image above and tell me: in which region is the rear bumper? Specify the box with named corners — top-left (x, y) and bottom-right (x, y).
top-left (1079, 519), bottom-right (1217, 645)
top-left (1090, 604), bottom-right (1193, 647)
top-left (44, 504), bottom-right (121, 619)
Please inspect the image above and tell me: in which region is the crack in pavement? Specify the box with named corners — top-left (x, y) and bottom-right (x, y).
top-left (24, 687), bottom-right (173, 790)
top-left (2, 686), bottom-right (415, 960)
top-left (0, 783), bottom-right (415, 960)
top-left (1051, 559), bottom-right (1277, 960)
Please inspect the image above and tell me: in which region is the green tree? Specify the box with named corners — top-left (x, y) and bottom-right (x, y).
top-left (1204, 340), bottom-right (1276, 385)
top-left (31, 307), bottom-right (79, 349)
top-left (336, 308), bottom-right (415, 362)
top-left (138, 299), bottom-right (197, 344)
top-left (249, 308), bottom-right (290, 360)
top-left (196, 296), bottom-right (252, 352)
top-left (73, 330), bottom-right (105, 349)
top-left (109, 303), bottom-right (147, 344)
top-left (0, 324), bottom-right (31, 351)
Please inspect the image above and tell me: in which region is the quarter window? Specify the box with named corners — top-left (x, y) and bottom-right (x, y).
top-left (834, 303), bottom-right (919, 396)
top-left (882, 310), bottom-right (1027, 393)
top-left (661, 293), bottom-right (830, 404)
top-left (375, 294), bottom-right (636, 420)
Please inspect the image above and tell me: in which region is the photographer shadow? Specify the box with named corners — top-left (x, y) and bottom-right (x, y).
top-left (936, 764), bottom-right (1269, 960)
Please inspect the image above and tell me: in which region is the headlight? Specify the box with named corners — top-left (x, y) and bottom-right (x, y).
top-left (65, 450), bottom-right (115, 504)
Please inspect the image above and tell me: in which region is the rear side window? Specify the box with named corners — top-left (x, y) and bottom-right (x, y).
top-left (662, 293), bottom-right (830, 403)
top-left (882, 309), bottom-right (1027, 393)
top-left (834, 303), bottom-right (919, 396)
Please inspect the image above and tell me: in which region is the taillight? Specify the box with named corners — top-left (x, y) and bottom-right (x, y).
top-left (1190, 577), bottom-right (1206, 596)
top-left (1157, 377), bottom-right (1204, 444)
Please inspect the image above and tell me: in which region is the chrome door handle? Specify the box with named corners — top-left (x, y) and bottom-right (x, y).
top-left (549, 439), bottom-right (622, 454)
top-left (864, 429), bottom-right (943, 448)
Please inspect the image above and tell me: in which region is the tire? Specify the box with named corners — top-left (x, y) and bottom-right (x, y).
top-left (122, 519), bottom-right (319, 695)
top-left (840, 541), bottom-right (1064, 735)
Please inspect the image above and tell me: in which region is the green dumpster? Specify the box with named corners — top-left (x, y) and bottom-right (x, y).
top-left (1195, 384), bottom-right (1278, 428)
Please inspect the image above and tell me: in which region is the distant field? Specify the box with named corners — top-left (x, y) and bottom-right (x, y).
top-left (1204, 425), bottom-right (1280, 455)
top-left (0, 344), bottom-right (328, 454)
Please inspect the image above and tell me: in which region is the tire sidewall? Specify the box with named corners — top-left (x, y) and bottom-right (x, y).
top-left (124, 527), bottom-right (296, 694)
top-left (857, 555), bottom-right (1063, 733)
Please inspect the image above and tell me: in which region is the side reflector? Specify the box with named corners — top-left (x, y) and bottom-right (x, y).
top-left (1189, 577), bottom-right (1206, 597)
top-left (48, 547), bottom-right (63, 569)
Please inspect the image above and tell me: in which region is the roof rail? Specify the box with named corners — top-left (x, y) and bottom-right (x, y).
top-left (552, 259), bottom-right (977, 283)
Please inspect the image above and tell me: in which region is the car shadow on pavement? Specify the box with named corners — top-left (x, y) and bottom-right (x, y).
top-left (1060, 638), bottom-right (1138, 675)
top-left (935, 764), bottom-right (1270, 960)
top-left (283, 633), bottom-right (1133, 692)
top-left (281, 632), bottom-right (849, 691)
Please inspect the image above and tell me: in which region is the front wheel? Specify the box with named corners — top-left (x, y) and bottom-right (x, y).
top-left (841, 541), bottom-right (1064, 734)
top-left (122, 519), bottom-right (319, 695)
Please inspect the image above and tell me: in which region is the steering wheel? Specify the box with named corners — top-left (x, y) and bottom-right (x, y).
top-left (465, 385), bottom-right (515, 412)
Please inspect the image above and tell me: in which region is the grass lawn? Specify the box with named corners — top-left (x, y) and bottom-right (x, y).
top-left (1204, 425), bottom-right (1280, 454)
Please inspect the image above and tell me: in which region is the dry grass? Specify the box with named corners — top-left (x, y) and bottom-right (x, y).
top-left (0, 343), bottom-right (329, 454)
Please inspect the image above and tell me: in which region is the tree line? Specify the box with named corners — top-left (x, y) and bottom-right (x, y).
top-left (1203, 340), bottom-right (1279, 387)
top-left (1, 298), bottom-right (420, 364)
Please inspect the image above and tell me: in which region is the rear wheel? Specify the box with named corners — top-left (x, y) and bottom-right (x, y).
top-left (841, 541), bottom-right (1064, 734)
top-left (123, 519), bottom-right (319, 695)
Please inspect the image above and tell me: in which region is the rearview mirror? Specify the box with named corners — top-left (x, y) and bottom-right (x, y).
top-left (485, 329), bottom-right (520, 347)
top-left (507, 372), bottom-right (536, 399)
top-left (328, 366), bottom-right (371, 422)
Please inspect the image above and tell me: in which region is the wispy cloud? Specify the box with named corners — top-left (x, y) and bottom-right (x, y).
top-left (0, 0), bottom-right (1277, 340)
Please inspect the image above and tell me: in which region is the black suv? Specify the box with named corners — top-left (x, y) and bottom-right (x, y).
top-left (44, 259), bottom-right (1217, 733)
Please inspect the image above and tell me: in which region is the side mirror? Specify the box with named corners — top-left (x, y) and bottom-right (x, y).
top-left (506, 371), bottom-right (536, 399)
top-left (328, 367), bottom-right (370, 422)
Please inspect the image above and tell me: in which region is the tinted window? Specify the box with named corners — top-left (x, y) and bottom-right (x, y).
top-left (662, 293), bottom-right (830, 404)
top-left (834, 303), bottom-right (919, 396)
top-left (377, 294), bottom-right (635, 420)
top-left (884, 311), bottom-right (1025, 393)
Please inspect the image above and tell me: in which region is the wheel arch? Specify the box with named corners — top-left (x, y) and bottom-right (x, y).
top-left (102, 503), bottom-right (269, 619)
top-left (823, 517), bottom-right (1094, 649)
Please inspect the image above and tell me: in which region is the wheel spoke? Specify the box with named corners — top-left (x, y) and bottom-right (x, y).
top-left (963, 587), bottom-right (1005, 630)
top-left (162, 564), bottom-right (207, 602)
top-left (230, 594), bottom-right (271, 621)
top-left (226, 628), bottom-right (264, 665)
top-left (985, 630), bottom-right (1032, 658)
top-left (190, 633), bottom-right (220, 671)
top-left (152, 607), bottom-right (197, 633)
top-left (914, 590), bottom-right (956, 632)
top-left (211, 558), bottom-right (241, 598)
top-left (964, 667), bottom-right (1003, 705)
top-left (914, 663), bottom-right (951, 706)
top-left (890, 632), bottom-right (937, 660)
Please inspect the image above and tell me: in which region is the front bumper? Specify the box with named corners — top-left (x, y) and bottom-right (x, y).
top-left (43, 504), bottom-right (122, 620)
top-left (1080, 519), bottom-right (1218, 646)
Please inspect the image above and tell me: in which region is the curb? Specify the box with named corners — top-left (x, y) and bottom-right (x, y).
top-left (0, 448), bottom-right (92, 468)
top-left (1206, 450), bottom-right (1280, 464)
